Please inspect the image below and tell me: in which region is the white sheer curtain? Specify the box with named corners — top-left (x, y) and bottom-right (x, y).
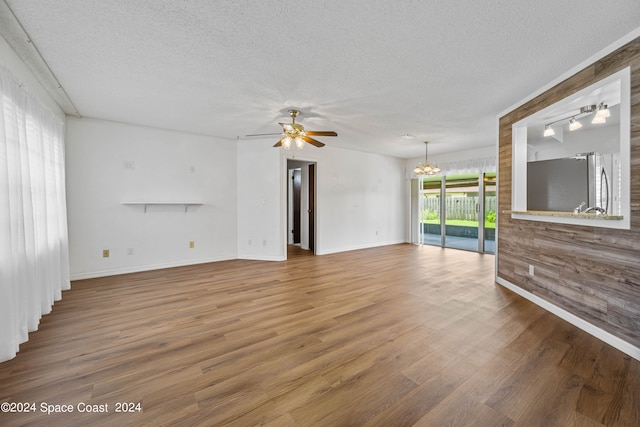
top-left (0, 66), bottom-right (70, 362)
top-left (435, 156), bottom-right (496, 175)
top-left (408, 156), bottom-right (496, 179)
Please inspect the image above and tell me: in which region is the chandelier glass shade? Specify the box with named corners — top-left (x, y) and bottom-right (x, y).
top-left (413, 141), bottom-right (440, 175)
top-left (280, 135), bottom-right (305, 150)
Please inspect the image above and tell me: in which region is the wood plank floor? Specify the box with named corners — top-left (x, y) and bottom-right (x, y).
top-left (1, 244), bottom-right (638, 426)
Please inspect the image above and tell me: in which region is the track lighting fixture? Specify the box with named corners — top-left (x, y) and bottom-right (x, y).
top-left (543, 102), bottom-right (608, 137)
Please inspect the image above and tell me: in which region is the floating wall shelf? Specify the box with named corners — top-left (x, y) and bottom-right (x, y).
top-left (121, 202), bottom-right (203, 213)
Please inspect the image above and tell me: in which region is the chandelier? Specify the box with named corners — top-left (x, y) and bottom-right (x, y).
top-left (413, 141), bottom-right (440, 175)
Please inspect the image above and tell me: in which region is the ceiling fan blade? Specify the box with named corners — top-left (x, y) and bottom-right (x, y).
top-left (302, 136), bottom-right (325, 148)
top-left (273, 137), bottom-right (287, 147)
top-left (305, 131), bottom-right (337, 137)
top-left (244, 132), bottom-right (283, 137)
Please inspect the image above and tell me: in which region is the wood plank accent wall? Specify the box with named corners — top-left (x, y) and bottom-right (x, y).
top-left (497, 36), bottom-right (640, 349)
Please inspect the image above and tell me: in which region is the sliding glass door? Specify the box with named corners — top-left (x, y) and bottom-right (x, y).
top-left (420, 177), bottom-right (443, 246)
top-left (444, 175), bottom-right (479, 251)
top-left (419, 172), bottom-right (495, 253)
top-left (482, 173), bottom-right (496, 254)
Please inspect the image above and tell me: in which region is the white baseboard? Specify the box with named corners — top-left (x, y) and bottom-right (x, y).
top-left (315, 240), bottom-right (406, 256)
top-left (496, 276), bottom-right (640, 361)
top-left (237, 254), bottom-right (286, 262)
top-left (71, 242), bottom-right (407, 279)
top-left (70, 256), bottom-right (236, 280)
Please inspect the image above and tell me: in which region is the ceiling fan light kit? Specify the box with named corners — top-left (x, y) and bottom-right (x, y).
top-left (271, 109), bottom-right (337, 149)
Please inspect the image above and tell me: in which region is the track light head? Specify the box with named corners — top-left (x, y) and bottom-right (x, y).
top-left (569, 117), bottom-right (582, 131)
top-left (595, 102), bottom-right (610, 118)
top-left (543, 125), bottom-right (555, 137)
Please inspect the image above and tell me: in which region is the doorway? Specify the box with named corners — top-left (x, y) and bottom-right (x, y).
top-left (287, 159), bottom-right (316, 255)
top-left (418, 172), bottom-right (495, 254)
top-left (292, 169), bottom-right (301, 244)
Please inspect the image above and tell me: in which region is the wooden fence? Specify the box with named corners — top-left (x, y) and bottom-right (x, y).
top-left (423, 196), bottom-right (496, 221)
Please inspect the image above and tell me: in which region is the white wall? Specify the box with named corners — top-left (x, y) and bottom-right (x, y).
top-left (236, 138), bottom-right (286, 261)
top-left (67, 122), bottom-right (408, 275)
top-left (65, 117), bottom-right (238, 279)
top-left (236, 140), bottom-right (408, 259)
top-left (527, 124), bottom-right (619, 162)
top-left (314, 147), bottom-right (407, 254)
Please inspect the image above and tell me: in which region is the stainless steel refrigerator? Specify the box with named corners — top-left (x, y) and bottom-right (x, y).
top-left (527, 152), bottom-right (610, 213)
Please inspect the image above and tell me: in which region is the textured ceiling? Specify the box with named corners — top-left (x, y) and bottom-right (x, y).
top-left (1, 1), bottom-right (639, 158)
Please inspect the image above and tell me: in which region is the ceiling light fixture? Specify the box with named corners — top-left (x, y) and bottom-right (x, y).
top-left (244, 109), bottom-right (337, 150)
top-left (569, 117), bottom-right (582, 131)
top-left (413, 141), bottom-right (440, 175)
top-left (592, 102), bottom-right (610, 124)
top-left (595, 102), bottom-right (610, 118)
top-left (543, 102), bottom-right (607, 137)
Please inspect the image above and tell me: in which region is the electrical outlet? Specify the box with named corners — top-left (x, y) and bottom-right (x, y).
top-left (103, 249), bottom-right (110, 258)
top-left (127, 248), bottom-right (134, 256)
top-left (189, 241), bottom-right (195, 248)
top-left (529, 264), bottom-right (535, 276)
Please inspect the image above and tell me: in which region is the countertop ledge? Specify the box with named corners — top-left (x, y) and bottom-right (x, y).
top-left (505, 210), bottom-right (623, 220)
